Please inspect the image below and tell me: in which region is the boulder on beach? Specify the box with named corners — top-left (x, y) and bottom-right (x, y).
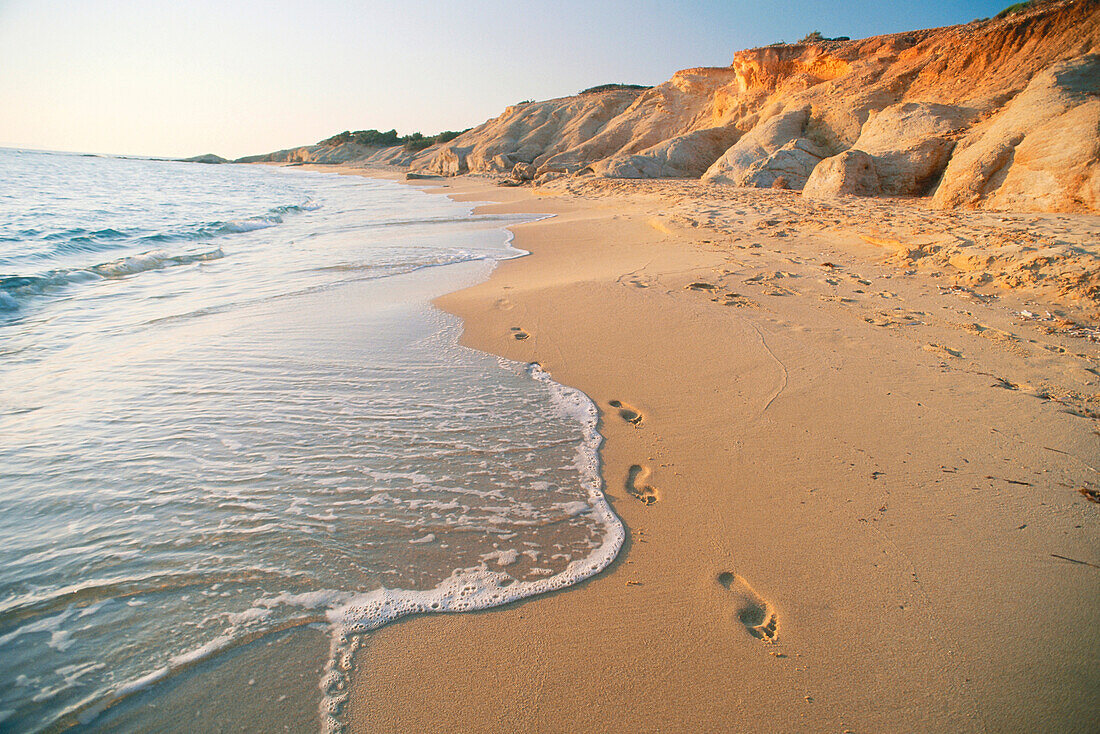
top-left (802, 149), bottom-right (880, 197)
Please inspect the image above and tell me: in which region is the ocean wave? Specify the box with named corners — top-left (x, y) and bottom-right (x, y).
top-left (348, 212), bottom-right (541, 232)
top-left (1, 200), bottom-right (321, 263)
top-left (0, 247), bottom-right (225, 311)
top-left (0, 228), bottom-right (142, 263)
top-left (312, 362), bottom-right (622, 733)
top-left (56, 363), bottom-right (622, 734)
top-left (40, 227), bottom-right (130, 243)
top-left (212, 217), bottom-right (281, 234)
top-left (43, 617), bottom-right (323, 732)
top-left (136, 249), bottom-right (496, 327)
top-left (212, 200), bottom-right (322, 235)
top-left (272, 201), bottom-right (322, 215)
top-left (310, 249), bottom-right (490, 275)
top-left (89, 248), bottom-right (225, 277)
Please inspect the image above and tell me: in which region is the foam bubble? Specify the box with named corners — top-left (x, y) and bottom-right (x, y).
top-left (258, 589), bottom-right (352, 611)
top-left (47, 630), bottom-right (72, 652)
top-left (558, 501), bottom-right (592, 517)
top-left (225, 607), bottom-right (271, 625)
top-left (481, 548), bottom-right (519, 566)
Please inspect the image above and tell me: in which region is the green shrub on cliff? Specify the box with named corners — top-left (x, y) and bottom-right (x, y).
top-left (319, 129), bottom-right (399, 147)
top-left (579, 83), bottom-right (651, 94)
top-left (402, 130), bottom-right (466, 151)
top-left (996, 1), bottom-right (1035, 18)
top-left (318, 128), bottom-right (468, 151)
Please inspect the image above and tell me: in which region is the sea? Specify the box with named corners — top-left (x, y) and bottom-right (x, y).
top-left (0, 149), bottom-right (623, 732)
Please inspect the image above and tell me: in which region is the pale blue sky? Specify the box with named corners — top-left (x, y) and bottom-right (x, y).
top-left (0, 0), bottom-right (1014, 158)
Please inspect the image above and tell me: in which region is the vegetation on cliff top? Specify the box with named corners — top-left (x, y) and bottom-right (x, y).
top-left (579, 83), bottom-right (652, 95)
top-left (996, 1), bottom-right (1037, 18)
top-left (319, 128), bottom-right (469, 152)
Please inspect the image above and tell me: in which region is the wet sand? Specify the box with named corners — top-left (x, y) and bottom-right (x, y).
top-left (318, 167), bottom-right (1098, 733)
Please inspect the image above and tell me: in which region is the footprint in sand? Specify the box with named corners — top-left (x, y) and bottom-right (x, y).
top-left (510, 327), bottom-right (530, 341)
top-left (923, 343), bottom-right (962, 359)
top-left (625, 464), bottom-right (658, 505)
top-left (717, 572), bottom-right (778, 643)
top-left (717, 292), bottom-right (759, 308)
top-left (865, 313), bottom-right (903, 328)
top-left (623, 274), bottom-right (654, 289)
top-left (608, 399), bottom-right (643, 426)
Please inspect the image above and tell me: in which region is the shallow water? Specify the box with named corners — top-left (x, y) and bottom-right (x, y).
top-left (0, 150), bottom-right (622, 732)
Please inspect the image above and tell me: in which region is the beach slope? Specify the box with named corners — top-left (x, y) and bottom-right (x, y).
top-left (339, 172), bottom-right (1098, 732)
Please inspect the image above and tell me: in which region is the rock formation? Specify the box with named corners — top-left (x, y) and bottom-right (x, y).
top-left (235, 141), bottom-right (384, 165)
top-left (931, 53), bottom-right (1100, 211)
top-left (240, 0), bottom-right (1100, 213)
top-left (702, 108), bottom-right (828, 188)
top-left (804, 102), bottom-right (977, 197)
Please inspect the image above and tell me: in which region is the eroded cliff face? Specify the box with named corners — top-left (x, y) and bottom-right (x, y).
top-left (246, 0), bottom-right (1100, 213)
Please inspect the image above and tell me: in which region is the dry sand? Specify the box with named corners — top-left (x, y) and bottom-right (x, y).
top-left (310, 166), bottom-right (1098, 732)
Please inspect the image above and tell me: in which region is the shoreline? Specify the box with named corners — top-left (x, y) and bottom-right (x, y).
top-left (308, 165), bottom-right (1098, 732)
top-left (68, 165), bottom-right (619, 734)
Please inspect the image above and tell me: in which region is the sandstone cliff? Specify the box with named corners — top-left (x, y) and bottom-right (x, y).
top-left (244, 0), bottom-right (1100, 213)
top-left (235, 141), bottom-right (386, 165)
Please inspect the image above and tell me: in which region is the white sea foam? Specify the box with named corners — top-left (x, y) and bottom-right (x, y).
top-left (167, 633), bottom-right (238, 667)
top-left (312, 362), bottom-right (624, 733)
top-left (482, 548), bottom-right (520, 566)
top-left (113, 666), bottom-right (171, 697)
top-left (225, 607), bottom-right (271, 625)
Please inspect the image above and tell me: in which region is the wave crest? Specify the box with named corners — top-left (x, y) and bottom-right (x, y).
top-left (0, 248), bottom-right (225, 311)
top-left (2, 200), bottom-right (321, 263)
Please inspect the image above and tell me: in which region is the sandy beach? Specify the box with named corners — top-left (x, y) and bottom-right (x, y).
top-left (6, 1), bottom-right (1099, 730)
top-left (297, 166), bottom-right (1100, 733)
